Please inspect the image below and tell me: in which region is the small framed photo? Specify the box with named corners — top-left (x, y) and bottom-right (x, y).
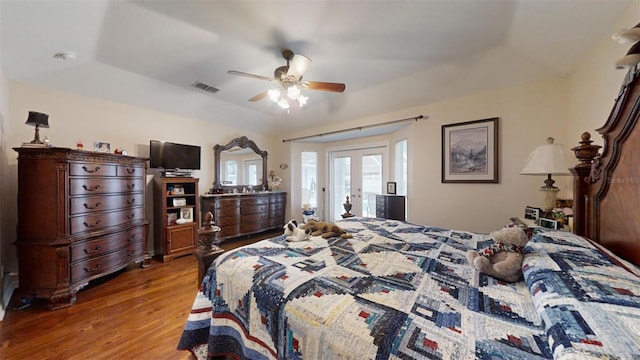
top-left (173, 185), bottom-right (185, 195)
top-left (94, 142), bottom-right (111, 153)
top-left (172, 198), bottom-right (187, 207)
top-left (386, 182), bottom-right (397, 194)
top-left (180, 207), bottom-right (193, 223)
top-left (167, 212), bottom-right (178, 226)
top-left (539, 217), bottom-right (558, 230)
top-left (524, 206), bottom-right (540, 222)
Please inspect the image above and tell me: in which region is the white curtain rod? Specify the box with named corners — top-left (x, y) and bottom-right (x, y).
top-left (282, 115), bottom-right (426, 143)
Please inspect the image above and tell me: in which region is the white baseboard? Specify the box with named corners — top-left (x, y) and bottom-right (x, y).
top-left (1, 273), bottom-right (18, 321)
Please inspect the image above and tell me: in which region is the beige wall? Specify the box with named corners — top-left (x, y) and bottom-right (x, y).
top-left (566, 1), bottom-right (639, 145)
top-left (0, 55), bottom-right (9, 316)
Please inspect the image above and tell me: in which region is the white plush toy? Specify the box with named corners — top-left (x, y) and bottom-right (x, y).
top-left (283, 219), bottom-right (311, 242)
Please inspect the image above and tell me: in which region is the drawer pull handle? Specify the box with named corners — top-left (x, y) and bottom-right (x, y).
top-left (82, 184), bottom-right (101, 192)
top-left (83, 220), bottom-right (102, 228)
top-left (127, 183), bottom-right (136, 190)
top-left (127, 198), bottom-right (136, 205)
top-left (82, 165), bottom-right (101, 173)
top-left (125, 168), bottom-right (136, 175)
top-left (127, 213), bottom-right (136, 220)
top-left (83, 245), bottom-right (102, 254)
top-left (83, 202), bottom-right (102, 209)
top-left (83, 263), bottom-right (102, 273)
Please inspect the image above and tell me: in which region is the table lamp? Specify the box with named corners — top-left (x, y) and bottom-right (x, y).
top-left (25, 111), bottom-right (50, 145)
top-left (520, 137), bottom-right (571, 212)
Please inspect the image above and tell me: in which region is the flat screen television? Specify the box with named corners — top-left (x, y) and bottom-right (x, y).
top-left (149, 140), bottom-right (201, 170)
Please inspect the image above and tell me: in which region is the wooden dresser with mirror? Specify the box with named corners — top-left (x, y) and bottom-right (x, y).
top-left (202, 136), bottom-right (286, 241)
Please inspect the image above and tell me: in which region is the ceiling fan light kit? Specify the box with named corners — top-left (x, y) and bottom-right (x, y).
top-left (228, 49), bottom-right (345, 111)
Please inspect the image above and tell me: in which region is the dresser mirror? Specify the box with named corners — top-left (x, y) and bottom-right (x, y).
top-left (214, 136), bottom-right (268, 191)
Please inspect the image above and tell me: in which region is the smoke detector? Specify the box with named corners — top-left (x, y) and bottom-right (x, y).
top-left (53, 51), bottom-right (77, 61)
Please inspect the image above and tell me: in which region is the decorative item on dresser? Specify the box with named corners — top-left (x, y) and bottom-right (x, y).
top-left (13, 147), bottom-right (150, 310)
top-left (375, 194), bottom-right (406, 221)
top-left (200, 192), bottom-right (286, 242)
top-left (153, 177), bottom-right (200, 262)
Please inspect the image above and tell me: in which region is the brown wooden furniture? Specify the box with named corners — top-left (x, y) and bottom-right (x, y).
top-left (375, 194), bottom-right (406, 221)
top-left (13, 147), bottom-right (150, 309)
top-left (200, 192), bottom-right (286, 241)
top-left (153, 177), bottom-right (200, 262)
top-left (213, 136), bottom-right (268, 192)
top-left (570, 65), bottom-right (640, 267)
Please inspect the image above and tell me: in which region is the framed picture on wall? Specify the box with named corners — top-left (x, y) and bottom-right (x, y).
top-left (441, 117), bottom-right (499, 183)
top-left (387, 182), bottom-right (397, 194)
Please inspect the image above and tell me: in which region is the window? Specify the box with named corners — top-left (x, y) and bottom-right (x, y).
top-left (224, 160), bottom-right (237, 185)
top-left (244, 159), bottom-right (260, 185)
top-left (394, 139), bottom-right (407, 195)
top-left (301, 151), bottom-right (318, 208)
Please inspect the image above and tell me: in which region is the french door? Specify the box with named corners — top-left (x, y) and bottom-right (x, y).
top-left (329, 147), bottom-right (386, 220)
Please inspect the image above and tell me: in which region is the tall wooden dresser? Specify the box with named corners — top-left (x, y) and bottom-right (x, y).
top-left (13, 147), bottom-right (150, 309)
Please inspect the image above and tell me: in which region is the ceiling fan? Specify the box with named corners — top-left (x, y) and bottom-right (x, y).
top-left (227, 49), bottom-right (346, 106)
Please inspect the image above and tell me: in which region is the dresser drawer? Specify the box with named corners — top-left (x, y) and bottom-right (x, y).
top-left (70, 207), bottom-right (144, 234)
top-left (270, 193), bottom-right (286, 203)
top-left (70, 193), bottom-right (144, 215)
top-left (240, 197), bottom-right (269, 207)
top-left (69, 162), bottom-right (117, 177)
top-left (214, 215), bottom-right (239, 227)
top-left (215, 205), bottom-right (240, 217)
top-left (213, 198), bottom-right (239, 209)
top-left (71, 241), bottom-right (145, 283)
top-left (70, 178), bottom-right (145, 195)
top-left (241, 204), bottom-right (268, 215)
top-left (270, 202), bottom-right (285, 212)
top-left (242, 212), bottom-right (268, 224)
top-left (116, 165), bottom-right (144, 177)
top-left (240, 219), bottom-right (269, 234)
top-left (71, 226), bottom-right (145, 262)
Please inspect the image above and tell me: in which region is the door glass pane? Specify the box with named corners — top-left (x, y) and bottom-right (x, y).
top-left (333, 156), bottom-right (350, 221)
top-left (301, 151), bottom-right (318, 208)
top-left (362, 154), bottom-right (382, 217)
top-left (395, 139), bottom-right (407, 195)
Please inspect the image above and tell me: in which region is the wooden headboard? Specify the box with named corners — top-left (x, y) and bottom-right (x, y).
top-left (571, 65), bottom-right (640, 267)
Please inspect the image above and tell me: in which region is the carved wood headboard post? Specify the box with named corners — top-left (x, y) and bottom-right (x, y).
top-left (570, 132), bottom-right (601, 237)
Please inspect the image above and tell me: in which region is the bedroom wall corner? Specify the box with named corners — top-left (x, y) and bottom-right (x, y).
top-left (566, 1), bottom-right (640, 148)
top-left (0, 58), bottom-right (17, 320)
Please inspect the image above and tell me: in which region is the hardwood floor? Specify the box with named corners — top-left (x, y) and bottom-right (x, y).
top-left (0, 230), bottom-right (281, 360)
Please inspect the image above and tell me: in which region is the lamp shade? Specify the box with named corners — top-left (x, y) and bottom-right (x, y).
top-left (25, 111), bottom-right (50, 128)
top-left (520, 137), bottom-right (571, 175)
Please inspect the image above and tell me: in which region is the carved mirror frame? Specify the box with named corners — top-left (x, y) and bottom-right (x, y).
top-left (214, 136), bottom-right (268, 190)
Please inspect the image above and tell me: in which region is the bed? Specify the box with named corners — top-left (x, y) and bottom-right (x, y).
top-left (178, 66), bottom-right (640, 360)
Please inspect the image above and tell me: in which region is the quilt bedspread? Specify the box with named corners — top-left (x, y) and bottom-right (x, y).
top-left (522, 229), bottom-right (640, 360)
top-left (179, 218), bottom-right (554, 359)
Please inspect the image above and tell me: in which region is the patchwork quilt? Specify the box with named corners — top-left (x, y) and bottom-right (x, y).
top-left (177, 218), bottom-right (640, 359)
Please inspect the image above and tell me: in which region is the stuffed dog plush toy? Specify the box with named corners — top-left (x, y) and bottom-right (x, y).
top-left (301, 219), bottom-right (352, 239)
top-left (283, 219), bottom-right (311, 242)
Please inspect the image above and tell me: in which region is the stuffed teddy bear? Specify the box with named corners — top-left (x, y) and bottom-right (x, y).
top-left (466, 226), bottom-right (529, 283)
top-left (283, 219), bottom-right (311, 242)
top-left (301, 219), bottom-right (352, 239)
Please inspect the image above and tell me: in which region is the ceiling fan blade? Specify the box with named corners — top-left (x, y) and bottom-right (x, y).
top-left (248, 91), bottom-right (268, 102)
top-left (286, 54), bottom-right (311, 80)
top-left (303, 81), bottom-right (346, 93)
top-left (227, 70), bottom-right (274, 82)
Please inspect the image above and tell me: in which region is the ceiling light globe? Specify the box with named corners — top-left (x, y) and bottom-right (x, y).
top-left (287, 85), bottom-right (301, 100)
top-left (297, 95), bottom-right (308, 107)
top-left (268, 89), bottom-right (281, 102)
top-left (278, 98), bottom-right (290, 109)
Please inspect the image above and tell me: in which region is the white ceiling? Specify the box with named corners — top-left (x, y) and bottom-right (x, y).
top-left (0, 0), bottom-right (632, 136)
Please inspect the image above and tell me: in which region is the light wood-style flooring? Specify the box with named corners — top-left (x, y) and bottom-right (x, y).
top-left (0, 230), bottom-right (280, 360)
